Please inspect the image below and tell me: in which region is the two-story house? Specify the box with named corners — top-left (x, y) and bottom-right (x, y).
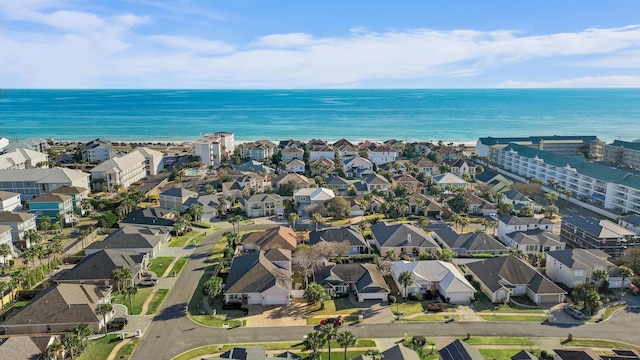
top-left (0, 211), bottom-right (37, 248)
top-left (242, 193), bottom-right (284, 218)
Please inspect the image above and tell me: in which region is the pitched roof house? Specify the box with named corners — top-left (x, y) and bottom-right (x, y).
top-left (224, 251), bottom-right (291, 305)
top-left (325, 175), bottom-right (350, 196)
top-left (431, 225), bottom-right (508, 255)
top-left (439, 339), bottom-right (484, 360)
top-left (241, 193), bottom-right (284, 219)
top-left (353, 344), bottom-right (420, 360)
top-left (0, 211), bottom-right (37, 248)
top-left (159, 187), bottom-right (197, 211)
top-left (0, 191), bottom-right (21, 212)
top-left (0, 335), bottom-right (58, 360)
top-left (392, 260), bottom-right (476, 303)
top-left (465, 255), bottom-right (566, 304)
top-left (121, 207), bottom-right (175, 230)
top-left (85, 225), bottom-right (170, 258)
top-left (370, 222), bottom-right (441, 257)
top-left (90, 150), bottom-right (147, 192)
top-left (240, 226), bottom-right (298, 252)
top-left (315, 262), bottom-right (389, 302)
top-left (343, 156), bottom-right (373, 178)
top-left (545, 249), bottom-right (626, 288)
top-left (56, 249), bottom-right (147, 286)
top-left (293, 187), bottom-right (335, 213)
top-left (503, 229), bottom-right (565, 254)
top-left (309, 226), bottom-right (370, 255)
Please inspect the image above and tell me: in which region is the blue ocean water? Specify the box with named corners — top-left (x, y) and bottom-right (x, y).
top-left (1, 89), bottom-right (639, 143)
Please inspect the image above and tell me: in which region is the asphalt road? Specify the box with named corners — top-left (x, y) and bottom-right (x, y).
top-left (132, 223), bottom-right (640, 360)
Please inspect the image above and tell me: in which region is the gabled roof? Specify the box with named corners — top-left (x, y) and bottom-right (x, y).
top-left (293, 187), bottom-right (335, 201)
top-left (433, 173), bottom-right (467, 185)
top-left (333, 138), bottom-right (355, 148)
top-left (361, 173), bottom-right (391, 186)
top-left (553, 349), bottom-right (600, 360)
top-left (412, 157), bottom-right (437, 168)
top-left (0, 191), bottom-right (20, 201)
top-left (160, 187), bottom-right (197, 198)
top-left (499, 215), bottom-right (553, 227)
top-left (393, 174), bottom-right (423, 184)
top-left (225, 252), bottom-right (291, 294)
top-left (235, 160), bottom-right (274, 173)
top-left (285, 159), bottom-right (305, 167)
top-left (245, 193), bottom-right (284, 203)
top-left (511, 350), bottom-right (538, 360)
top-left (434, 228), bottom-right (507, 253)
top-left (122, 207), bottom-right (175, 227)
top-left (281, 147), bottom-right (304, 154)
top-left (86, 225), bottom-right (169, 251)
top-left (343, 156), bottom-right (373, 168)
top-left (444, 158), bottom-right (469, 168)
top-left (0, 168), bottom-right (89, 184)
top-left (264, 248), bottom-right (292, 263)
top-left (466, 255), bottom-right (566, 295)
top-left (309, 226), bottom-right (368, 248)
top-left (56, 249), bottom-right (144, 282)
top-left (392, 260), bottom-right (475, 294)
top-left (28, 193), bottom-right (71, 203)
top-left (501, 189), bottom-right (531, 202)
top-left (439, 339), bottom-right (484, 360)
top-left (90, 151), bottom-right (145, 173)
top-left (545, 249), bottom-right (613, 270)
top-left (0, 335), bottom-right (52, 360)
top-left (50, 185), bottom-right (89, 195)
top-left (316, 262), bottom-right (388, 294)
top-left (278, 173), bottom-right (311, 186)
top-left (0, 211), bottom-right (36, 223)
top-left (380, 344), bottom-right (420, 360)
top-left (371, 145), bottom-right (395, 153)
top-left (506, 229), bottom-right (563, 248)
top-left (475, 169), bottom-right (501, 183)
top-left (371, 222), bottom-right (439, 249)
top-left (219, 346), bottom-right (266, 360)
top-left (563, 216), bottom-right (635, 238)
top-left (241, 226), bottom-right (298, 250)
top-left (326, 175), bottom-right (349, 186)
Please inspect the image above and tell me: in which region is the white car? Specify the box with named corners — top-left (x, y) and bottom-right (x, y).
top-left (489, 213), bottom-right (499, 220)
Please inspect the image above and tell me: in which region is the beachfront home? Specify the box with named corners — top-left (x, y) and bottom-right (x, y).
top-left (81, 138), bottom-right (114, 162)
top-left (2, 138), bottom-right (49, 154)
top-left (0, 168), bottom-right (90, 201)
top-left (193, 132), bottom-right (235, 168)
top-left (392, 260), bottom-right (476, 303)
top-left (27, 193), bottom-right (74, 224)
top-left (0, 211), bottom-right (37, 248)
top-left (368, 145), bottom-right (397, 165)
top-left (135, 146), bottom-right (165, 175)
top-left (242, 193), bottom-right (285, 218)
top-left (224, 250), bottom-right (291, 306)
top-left (0, 148), bottom-right (49, 170)
top-left (241, 140), bottom-right (277, 160)
top-left (90, 150), bottom-right (147, 192)
top-left (0, 191), bottom-right (21, 212)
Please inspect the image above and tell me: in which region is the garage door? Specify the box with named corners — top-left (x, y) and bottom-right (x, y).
top-left (537, 294), bottom-right (560, 304)
top-left (263, 295), bottom-right (288, 305)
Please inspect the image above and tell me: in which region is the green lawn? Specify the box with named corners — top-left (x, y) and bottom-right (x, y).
top-left (146, 289), bottom-right (169, 314)
top-left (148, 256), bottom-right (175, 277)
top-left (114, 338), bottom-right (138, 360)
top-left (189, 315), bottom-right (245, 328)
top-left (112, 288), bottom-right (153, 315)
top-left (479, 348), bottom-right (540, 359)
top-left (479, 314), bottom-right (548, 322)
top-left (472, 292), bottom-right (544, 313)
top-left (77, 335), bottom-right (121, 360)
top-left (169, 257), bottom-right (188, 275)
top-left (307, 297), bottom-right (361, 316)
top-left (169, 231), bottom-right (209, 248)
top-left (464, 337), bottom-right (534, 346)
top-left (395, 301), bottom-right (424, 315)
top-left (566, 338), bottom-right (640, 351)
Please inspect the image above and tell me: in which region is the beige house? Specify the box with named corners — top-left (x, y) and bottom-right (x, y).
top-left (160, 187), bottom-right (197, 211)
top-left (242, 193), bottom-right (284, 218)
top-left (0, 211), bottom-right (37, 248)
top-left (0, 191), bottom-right (21, 212)
top-left (545, 249), bottom-right (626, 288)
top-left (0, 148), bottom-right (48, 170)
top-left (370, 222), bottom-right (440, 258)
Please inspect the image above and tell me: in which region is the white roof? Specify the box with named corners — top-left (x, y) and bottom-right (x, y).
top-left (433, 173), bottom-right (467, 185)
top-left (294, 187), bottom-right (335, 201)
top-left (392, 260), bottom-right (475, 293)
top-left (0, 167), bottom-right (89, 184)
top-left (91, 150), bottom-right (146, 173)
top-left (134, 147), bottom-right (163, 158)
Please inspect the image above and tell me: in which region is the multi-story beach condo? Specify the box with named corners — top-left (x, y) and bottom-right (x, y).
top-left (193, 132), bottom-right (235, 168)
top-left (0, 168), bottom-right (90, 201)
top-left (602, 140), bottom-right (640, 169)
top-left (0, 148), bottom-right (49, 169)
top-left (491, 144), bottom-right (640, 214)
top-left (134, 147), bottom-right (165, 176)
top-left (561, 216), bottom-right (636, 257)
top-left (90, 150), bottom-right (147, 192)
top-left (81, 138), bottom-right (115, 162)
top-left (476, 135), bottom-right (603, 160)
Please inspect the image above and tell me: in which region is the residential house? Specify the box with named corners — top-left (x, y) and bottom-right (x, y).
top-left (215, 346), bottom-right (302, 360)
top-left (90, 150), bottom-right (147, 192)
top-left (309, 158), bottom-right (335, 176)
top-left (27, 193), bottom-right (74, 223)
top-left (293, 187), bottom-right (335, 213)
top-left (511, 350), bottom-right (538, 360)
top-left (439, 339), bottom-right (484, 360)
top-left (184, 194), bottom-right (229, 222)
top-left (370, 222), bottom-right (441, 257)
top-left (392, 260), bottom-right (476, 303)
top-left (240, 226), bottom-right (298, 252)
top-left (0, 225), bottom-right (14, 264)
top-left (501, 189), bottom-right (534, 208)
top-left (309, 145), bottom-right (335, 161)
top-left (284, 159), bottom-right (305, 174)
top-left (393, 174), bottom-right (424, 194)
top-left (352, 194), bottom-right (385, 213)
top-left (355, 173), bottom-right (392, 195)
top-left (619, 214), bottom-right (640, 236)
top-left (545, 249), bottom-right (627, 288)
top-left (368, 145), bottom-right (397, 165)
top-left (309, 226), bottom-right (370, 255)
top-left (224, 251), bottom-right (291, 305)
top-left (335, 143), bottom-right (358, 159)
top-left (0, 284), bottom-right (112, 335)
top-left (280, 147), bottom-right (305, 163)
top-left (0, 167), bottom-right (90, 201)
top-left (353, 344), bottom-right (420, 360)
top-left (121, 207), bottom-right (175, 230)
top-left (81, 139), bottom-right (114, 162)
top-left (223, 173), bottom-right (270, 198)
top-left (241, 140), bottom-right (277, 160)
top-left (315, 262), bottom-right (389, 302)
top-left (242, 193), bottom-right (284, 218)
top-left (432, 145), bottom-right (463, 160)
top-left (553, 349), bottom-right (601, 360)
top-left (0, 191), bottom-right (21, 212)
top-left (467, 193), bottom-right (498, 216)
top-left (444, 158), bottom-right (476, 178)
top-left (433, 173), bottom-right (467, 191)
top-left (276, 173), bottom-right (313, 191)
top-left (325, 175), bottom-right (350, 197)
top-left (279, 139), bottom-right (304, 149)
top-left (0, 148), bottom-right (48, 170)
top-left (560, 216), bottom-right (636, 257)
top-left (413, 157), bottom-right (439, 176)
top-left (503, 229), bottom-right (565, 254)
top-left (343, 156), bottom-right (373, 178)
top-left (431, 225), bottom-right (508, 255)
top-left (0, 335), bottom-right (58, 360)
top-left (50, 185), bottom-right (89, 215)
top-left (408, 193), bottom-right (443, 217)
top-left (135, 147), bottom-right (165, 175)
top-left (160, 187), bottom-right (197, 211)
top-left (474, 169), bottom-right (513, 192)
top-left (234, 160), bottom-right (275, 174)
top-left (497, 216), bottom-right (555, 243)
top-left (0, 211), bottom-right (37, 248)
top-left (56, 249), bottom-right (146, 286)
top-left (193, 132), bottom-right (235, 168)
top-left (85, 225), bottom-right (170, 258)
top-left (465, 255), bottom-right (566, 304)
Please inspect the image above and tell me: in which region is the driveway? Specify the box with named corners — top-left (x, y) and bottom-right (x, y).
top-left (244, 299), bottom-right (308, 327)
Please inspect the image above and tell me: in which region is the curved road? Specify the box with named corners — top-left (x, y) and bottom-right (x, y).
top-left (132, 225), bottom-right (640, 360)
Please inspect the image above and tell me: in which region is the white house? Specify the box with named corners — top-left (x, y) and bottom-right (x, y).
top-left (368, 145), bottom-right (397, 165)
top-left (90, 150), bottom-right (147, 192)
top-left (134, 147), bottom-right (165, 175)
top-left (392, 260), bottom-right (475, 304)
top-left (0, 211), bottom-right (37, 249)
top-left (293, 187), bottom-right (335, 213)
top-left (0, 168), bottom-right (90, 201)
top-left (81, 139), bottom-right (114, 162)
top-left (284, 159), bottom-right (306, 174)
top-left (497, 216), bottom-right (555, 243)
top-left (0, 191), bottom-right (21, 212)
top-left (545, 249), bottom-right (625, 288)
top-left (0, 225), bottom-right (15, 264)
top-left (280, 147), bottom-right (305, 163)
top-left (0, 148), bottom-right (49, 170)
top-left (193, 132), bottom-right (235, 168)
top-left (343, 156), bottom-right (373, 178)
top-left (309, 145), bottom-right (335, 161)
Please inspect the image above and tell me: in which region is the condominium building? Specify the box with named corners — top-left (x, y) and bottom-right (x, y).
top-left (560, 216), bottom-right (636, 257)
top-left (492, 143), bottom-right (640, 214)
top-left (602, 140), bottom-right (640, 169)
top-left (0, 148), bottom-right (49, 169)
top-left (134, 147), bottom-right (165, 175)
top-left (90, 150), bottom-right (146, 192)
top-left (81, 139), bottom-right (115, 162)
top-left (477, 135), bottom-right (603, 160)
top-left (0, 168), bottom-right (90, 200)
top-left (192, 132), bottom-right (234, 168)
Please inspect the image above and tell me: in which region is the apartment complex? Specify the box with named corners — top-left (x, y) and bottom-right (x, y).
top-left (602, 140), bottom-right (640, 169)
top-left (560, 216), bottom-right (636, 257)
top-left (492, 143), bottom-right (640, 214)
top-left (477, 135), bottom-right (603, 159)
top-left (0, 168), bottom-right (90, 200)
top-left (90, 150), bottom-right (147, 192)
top-left (0, 148), bottom-right (48, 169)
top-left (81, 139), bottom-right (115, 162)
top-left (192, 132), bottom-right (234, 168)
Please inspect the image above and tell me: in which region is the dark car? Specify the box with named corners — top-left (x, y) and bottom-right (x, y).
top-left (320, 315), bottom-right (343, 327)
top-left (111, 317), bottom-right (128, 326)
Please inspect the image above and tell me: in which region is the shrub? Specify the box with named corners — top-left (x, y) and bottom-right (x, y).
top-left (426, 302), bottom-right (447, 312)
top-left (412, 336), bottom-right (427, 347)
top-left (388, 295), bottom-right (396, 305)
top-left (408, 293), bottom-right (423, 301)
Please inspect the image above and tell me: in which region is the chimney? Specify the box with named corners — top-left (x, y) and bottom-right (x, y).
top-left (407, 233), bottom-right (411, 244)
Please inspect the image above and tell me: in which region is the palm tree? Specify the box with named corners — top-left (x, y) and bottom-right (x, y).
top-left (119, 267), bottom-right (133, 288)
top-left (288, 212), bottom-right (299, 230)
top-left (591, 269), bottom-right (609, 292)
top-left (459, 216), bottom-right (470, 233)
top-left (398, 270), bottom-right (413, 301)
top-left (0, 281), bottom-right (9, 310)
top-left (110, 268), bottom-right (127, 292)
top-left (47, 340), bottom-right (65, 360)
top-left (95, 303), bottom-right (113, 334)
top-left (311, 212), bottom-right (323, 231)
top-left (24, 229), bottom-right (43, 249)
top-left (336, 330), bottom-right (357, 360)
top-left (481, 218), bottom-right (490, 233)
top-left (62, 333), bottom-right (82, 359)
top-left (229, 214), bottom-right (243, 234)
top-left (544, 192), bottom-right (559, 206)
top-left (123, 286), bottom-right (138, 314)
top-left (303, 330), bottom-right (325, 360)
top-left (190, 204), bottom-right (204, 223)
top-left (489, 220), bottom-right (498, 236)
top-left (618, 265), bottom-right (634, 298)
top-left (319, 324), bottom-right (338, 360)
top-left (73, 323), bottom-right (94, 350)
top-left (203, 276), bottom-right (223, 304)
top-left (449, 213), bottom-right (461, 231)
top-left (364, 349), bottom-right (384, 360)
top-left (0, 243), bottom-right (12, 267)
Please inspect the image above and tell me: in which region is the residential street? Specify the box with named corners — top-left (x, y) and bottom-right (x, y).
top-left (131, 221), bottom-right (640, 360)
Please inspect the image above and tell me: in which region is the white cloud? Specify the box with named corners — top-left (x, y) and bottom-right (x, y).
top-left (148, 35), bottom-right (234, 54)
top-left (253, 33), bottom-right (315, 48)
top-left (496, 75), bottom-right (640, 88)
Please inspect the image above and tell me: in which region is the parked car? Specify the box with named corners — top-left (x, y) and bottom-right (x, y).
top-left (320, 315), bottom-right (343, 327)
top-left (434, 214), bottom-right (442, 220)
top-left (139, 277), bottom-right (158, 287)
top-left (564, 305), bottom-right (585, 320)
top-left (489, 213), bottom-right (499, 220)
top-left (111, 317), bottom-right (128, 326)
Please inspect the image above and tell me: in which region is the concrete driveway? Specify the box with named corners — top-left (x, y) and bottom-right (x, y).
top-left (243, 299), bottom-right (308, 327)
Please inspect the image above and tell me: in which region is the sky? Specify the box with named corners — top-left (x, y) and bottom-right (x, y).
top-left (1, 0), bottom-right (640, 88)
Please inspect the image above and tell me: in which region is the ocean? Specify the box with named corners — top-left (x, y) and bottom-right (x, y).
top-left (1, 89), bottom-right (639, 144)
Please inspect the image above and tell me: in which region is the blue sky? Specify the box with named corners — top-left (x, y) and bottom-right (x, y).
top-left (1, 0), bottom-right (640, 88)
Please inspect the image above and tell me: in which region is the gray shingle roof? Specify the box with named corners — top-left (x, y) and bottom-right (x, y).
top-left (225, 252), bottom-right (291, 294)
top-left (56, 249), bottom-right (144, 282)
top-left (86, 225), bottom-right (169, 251)
top-left (545, 249), bottom-right (612, 270)
top-left (160, 187), bottom-right (196, 198)
top-left (371, 222), bottom-right (439, 249)
top-left (0, 211), bottom-right (35, 223)
top-left (309, 226), bottom-right (368, 248)
top-left (620, 214), bottom-right (640, 227)
top-left (506, 229), bottom-right (563, 248)
top-left (0, 191), bottom-right (20, 201)
top-left (122, 207), bottom-right (175, 227)
top-left (436, 230), bottom-right (507, 253)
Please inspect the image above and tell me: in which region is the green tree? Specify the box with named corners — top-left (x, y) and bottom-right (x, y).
top-left (544, 205), bottom-right (559, 219)
top-left (203, 276), bottom-right (223, 304)
top-left (324, 197), bottom-right (351, 220)
top-left (110, 268), bottom-right (126, 292)
top-left (304, 282), bottom-right (330, 307)
top-left (459, 216), bottom-right (470, 233)
top-left (123, 286), bottom-right (138, 314)
top-left (439, 248), bottom-right (456, 262)
top-left (303, 330), bottom-right (325, 360)
top-left (336, 330), bottom-right (357, 360)
top-left (447, 190), bottom-right (470, 214)
top-left (497, 201), bottom-right (514, 216)
top-left (0, 281), bottom-right (9, 310)
top-left (591, 269), bottom-right (609, 292)
top-left (519, 205), bottom-right (534, 217)
top-left (95, 303), bottom-right (113, 334)
top-left (311, 212), bottom-right (323, 231)
top-left (0, 243), bottom-right (11, 268)
top-left (62, 333), bottom-right (82, 359)
top-left (398, 270), bottom-right (413, 300)
top-left (189, 204), bottom-right (204, 223)
top-left (73, 323), bottom-right (94, 350)
top-left (618, 265), bottom-right (634, 297)
top-left (544, 192), bottom-right (559, 206)
top-left (449, 213), bottom-right (462, 231)
top-left (288, 212), bottom-right (299, 230)
top-left (47, 340), bottom-right (65, 360)
top-left (319, 324), bottom-right (339, 360)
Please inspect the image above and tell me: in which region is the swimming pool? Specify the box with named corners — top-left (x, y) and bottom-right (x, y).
top-left (185, 170), bottom-right (199, 176)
